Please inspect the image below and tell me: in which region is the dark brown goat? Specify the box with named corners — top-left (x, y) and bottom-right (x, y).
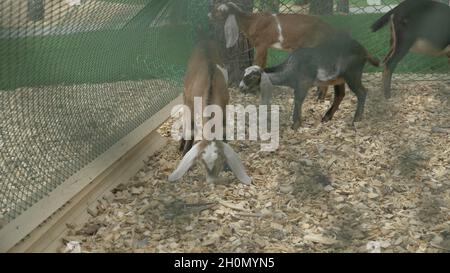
top-left (371, 0), bottom-right (450, 99)
top-left (239, 32), bottom-right (380, 129)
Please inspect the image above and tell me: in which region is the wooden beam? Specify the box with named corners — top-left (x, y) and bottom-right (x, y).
top-left (1, 94), bottom-right (182, 252)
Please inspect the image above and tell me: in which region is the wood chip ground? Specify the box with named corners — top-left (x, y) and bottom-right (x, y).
top-left (68, 77), bottom-right (450, 253)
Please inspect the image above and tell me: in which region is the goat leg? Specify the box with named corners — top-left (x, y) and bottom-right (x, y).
top-left (292, 84), bottom-right (309, 130)
top-left (383, 42), bottom-right (411, 99)
top-left (182, 140), bottom-right (194, 156)
top-left (179, 138), bottom-right (186, 152)
top-left (345, 73), bottom-right (367, 124)
top-left (181, 120), bottom-right (195, 155)
top-left (222, 117), bottom-right (232, 173)
top-left (316, 86), bottom-right (328, 102)
top-left (382, 17), bottom-right (414, 99)
top-left (382, 67), bottom-right (394, 99)
top-left (322, 84), bottom-right (345, 122)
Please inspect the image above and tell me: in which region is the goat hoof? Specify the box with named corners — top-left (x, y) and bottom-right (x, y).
top-left (291, 122), bottom-right (301, 131)
top-left (179, 139), bottom-right (185, 152)
top-left (321, 115), bottom-right (332, 123)
top-left (317, 94), bottom-right (326, 102)
top-left (353, 116), bottom-right (363, 123)
top-left (223, 163), bottom-right (232, 173)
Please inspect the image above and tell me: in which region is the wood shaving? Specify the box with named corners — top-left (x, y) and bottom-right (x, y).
top-left (71, 77), bottom-right (449, 253)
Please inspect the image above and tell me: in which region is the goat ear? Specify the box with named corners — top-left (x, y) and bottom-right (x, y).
top-left (216, 64), bottom-right (229, 86)
top-left (168, 142), bottom-right (201, 182)
top-left (260, 72), bottom-right (273, 106)
top-left (224, 14), bottom-right (239, 49)
top-left (223, 143), bottom-right (252, 185)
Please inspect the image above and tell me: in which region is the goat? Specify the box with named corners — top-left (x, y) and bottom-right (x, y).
top-left (209, 1), bottom-right (335, 99)
top-left (169, 37), bottom-right (251, 185)
top-left (239, 32), bottom-right (380, 130)
top-left (371, 0), bottom-right (450, 99)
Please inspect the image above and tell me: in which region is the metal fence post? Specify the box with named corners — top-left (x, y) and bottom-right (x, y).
top-left (336, 0), bottom-right (349, 14)
top-left (260, 0), bottom-right (280, 13)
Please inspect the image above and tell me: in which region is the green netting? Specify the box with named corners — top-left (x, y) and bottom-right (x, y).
top-left (0, 0), bottom-right (205, 89)
top-left (0, 0), bottom-right (209, 224)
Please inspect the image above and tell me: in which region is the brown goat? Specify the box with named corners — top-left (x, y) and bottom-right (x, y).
top-left (169, 38), bottom-right (251, 185)
top-left (209, 2), bottom-right (335, 67)
top-left (209, 2), bottom-right (335, 99)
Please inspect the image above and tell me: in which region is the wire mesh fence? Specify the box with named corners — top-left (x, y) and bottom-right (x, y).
top-left (0, 0), bottom-right (448, 229)
top-left (0, 0), bottom-right (209, 225)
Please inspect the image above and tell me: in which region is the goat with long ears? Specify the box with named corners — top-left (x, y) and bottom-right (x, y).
top-left (169, 31), bottom-right (251, 185)
top-left (240, 32), bottom-right (380, 129)
top-left (209, 1), bottom-right (335, 100)
top-left (209, 1), bottom-right (335, 68)
top-left (371, 0), bottom-right (450, 99)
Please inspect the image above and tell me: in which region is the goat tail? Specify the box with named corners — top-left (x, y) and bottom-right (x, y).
top-left (370, 9), bottom-right (394, 32)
